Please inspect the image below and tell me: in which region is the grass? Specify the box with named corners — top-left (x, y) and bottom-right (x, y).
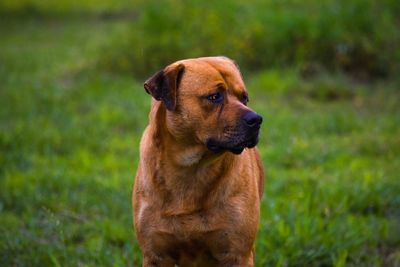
top-left (0, 17), bottom-right (399, 266)
top-left (99, 0), bottom-right (400, 79)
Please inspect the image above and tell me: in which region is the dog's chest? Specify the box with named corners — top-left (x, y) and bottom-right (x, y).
top-left (145, 202), bottom-right (234, 240)
top-left (159, 208), bottom-right (224, 237)
top-left (152, 210), bottom-right (233, 264)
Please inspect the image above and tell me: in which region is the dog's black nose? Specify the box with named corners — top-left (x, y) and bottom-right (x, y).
top-left (243, 112), bottom-right (263, 128)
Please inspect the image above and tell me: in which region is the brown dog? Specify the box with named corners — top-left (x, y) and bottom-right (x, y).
top-left (133, 56), bottom-right (264, 267)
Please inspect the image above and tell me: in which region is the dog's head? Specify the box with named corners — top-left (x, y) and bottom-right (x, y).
top-left (144, 56), bottom-right (262, 155)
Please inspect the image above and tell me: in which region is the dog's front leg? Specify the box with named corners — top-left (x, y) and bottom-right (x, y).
top-left (142, 254), bottom-right (175, 267)
top-left (237, 252), bottom-right (255, 267)
top-left (218, 251), bottom-right (254, 267)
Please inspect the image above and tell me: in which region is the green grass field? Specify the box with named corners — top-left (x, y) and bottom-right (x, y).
top-left (0, 16), bottom-right (399, 267)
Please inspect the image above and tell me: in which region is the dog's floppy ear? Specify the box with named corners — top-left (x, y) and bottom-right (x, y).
top-left (144, 64), bottom-right (185, 111)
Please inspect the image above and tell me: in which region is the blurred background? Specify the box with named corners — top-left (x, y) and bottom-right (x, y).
top-left (1, 0), bottom-right (399, 266)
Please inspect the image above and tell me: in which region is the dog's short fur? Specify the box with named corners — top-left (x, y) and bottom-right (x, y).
top-left (133, 57), bottom-right (264, 267)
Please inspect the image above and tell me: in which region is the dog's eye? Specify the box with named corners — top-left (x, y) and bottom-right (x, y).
top-left (207, 92), bottom-right (223, 103)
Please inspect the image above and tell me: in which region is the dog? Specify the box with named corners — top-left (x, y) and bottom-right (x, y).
top-left (133, 56), bottom-right (264, 267)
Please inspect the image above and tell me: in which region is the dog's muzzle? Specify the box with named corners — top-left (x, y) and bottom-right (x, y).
top-left (206, 111), bottom-right (263, 155)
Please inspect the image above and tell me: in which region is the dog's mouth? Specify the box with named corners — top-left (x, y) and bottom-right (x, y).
top-left (206, 130), bottom-right (260, 155)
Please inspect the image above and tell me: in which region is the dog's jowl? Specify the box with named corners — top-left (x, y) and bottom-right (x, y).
top-left (133, 56), bottom-right (264, 267)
